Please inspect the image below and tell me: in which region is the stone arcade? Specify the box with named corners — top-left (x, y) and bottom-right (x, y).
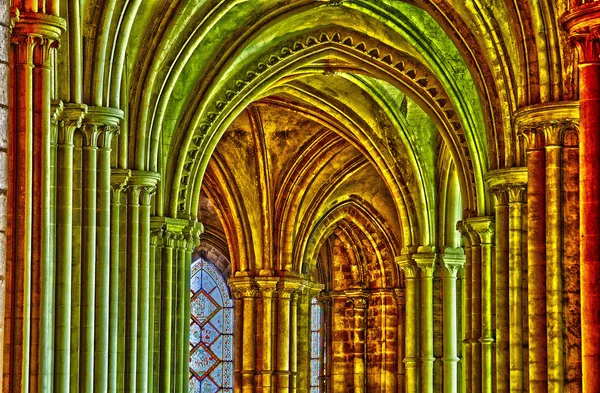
top-left (1, 0), bottom-right (600, 392)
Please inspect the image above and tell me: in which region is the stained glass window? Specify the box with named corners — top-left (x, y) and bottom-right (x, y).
top-left (189, 258), bottom-right (234, 392)
top-left (311, 297), bottom-right (324, 393)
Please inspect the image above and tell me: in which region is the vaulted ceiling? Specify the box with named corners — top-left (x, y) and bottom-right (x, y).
top-left (60, 0), bottom-right (576, 275)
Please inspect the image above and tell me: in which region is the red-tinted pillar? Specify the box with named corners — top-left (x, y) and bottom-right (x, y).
top-left (563, 6), bottom-right (600, 393)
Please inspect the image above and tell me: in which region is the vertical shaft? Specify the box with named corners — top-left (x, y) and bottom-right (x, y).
top-left (108, 171), bottom-right (127, 393)
top-left (136, 186), bottom-right (155, 392)
top-left (80, 123), bottom-right (99, 393)
top-left (125, 185), bottom-right (141, 392)
top-left (277, 288), bottom-right (291, 393)
top-left (415, 254), bottom-right (436, 393)
top-left (525, 130), bottom-right (548, 393)
top-left (158, 233), bottom-right (174, 393)
top-left (544, 124), bottom-right (565, 392)
top-left (397, 256), bottom-right (420, 393)
top-left (441, 253), bottom-right (465, 393)
top-left (257, 279), bottom-right (278, 393)
top-left (508, 186), bottom-right (525, 393)
top-left (492, 187), bottom-right (509, 393)
top-left (54, 108), bottom-right (84, 393)
top-left (94, 126), bottom-right (115, 393)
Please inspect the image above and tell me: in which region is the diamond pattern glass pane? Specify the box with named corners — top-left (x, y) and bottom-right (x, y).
top-left (189, 258), bottom-right (234, 391)
top-left (310, 298), bottom-right (323, 392)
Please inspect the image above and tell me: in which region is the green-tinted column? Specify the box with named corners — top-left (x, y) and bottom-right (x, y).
top-left (80, 123), bottom-right (100, 393)
top-left (33, 37), bottom-right (56, 392)
top-left (95, 124), bottom-right (118, 393)
top-left (148, 227), bottom-right (160, 393)
top-left (181, 232), bottom-right (195, 390)
top-left (415, 253), bottom-right (437, 393)
top-left (457, 222), bottom-right (473, 393)
top-left (441, 252), bottom-right (466, 393)
top-left (137, 186), bottom-right (156, 392)
top-left (159, 233), bottom-right (175, 393)
top-left (175, 237), bottom-right (188, 392)
top-left (396, 256), bottom-right (420, 393)
top-left (125, 185), bottom-right (142, 392)
top-left (109, 170), bottom-right (129, 393)
top-left (54, 105), bottom-right (86, 393)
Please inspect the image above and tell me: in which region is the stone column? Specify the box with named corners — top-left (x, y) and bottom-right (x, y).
top-left (507, 185), bottom-right (526, 393)
top-left (563, 9), bottom-right (600, 390)
top-left (290, 290), bottom-right (300, 393)
top-left (346, 289), bottom-right (368, 393)
top-left (275, 279), bottom-right (303, 393)
top-left (319, 291), bottom-right (332, 393)
top-left (396, 255), bottom-right (420, 393)
top-left (108, 169), bottom-right (129, 393)
top-left (156, 227), bottom-right (175, 393)
top-left (441, 250), bottom-right (465, 393)
top-left (7, 10), bottom-right (64, 389)
top-left (295, 284), bottom-right (312, 393)
top-left (256, 278), bottom-right (279, 393)
top-left (543, 121), bottom-right (567, 392)
top-left (87, 108), bottom-right (122, 393)
top-left (180, 224), bottom-right (201, 391)
top-left (330, 292), bottom-right (349, 393)
top-left (486, 168), bottom-right (528, 393)
top-left (414, 252), bottom-right (437, 393)
top-left (230, 277), bottom-right (260, 393)
top-left (395, 289), bottom-right (406, 393)
top-left (516, 102), bottom-right (580, 392)
top-left (519, 125), bottom-right (548, 393)
top-left (562, 126), bottom-right (582, 392)
top-left (457, 223), bottom-right (473, 393)
top-left (136, 185), bottom-right (156, 392)
top-left (467, 218), bottom-right (495, 393)
top-left (54, 105), bottom-right (86, 393)
top-left (79, 122), bottom-right (100, 393)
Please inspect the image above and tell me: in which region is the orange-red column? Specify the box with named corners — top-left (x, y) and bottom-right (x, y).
top-left (563, 7), bottom-right (600, 392)
top-left (521, 128), bottom-right (548, 393)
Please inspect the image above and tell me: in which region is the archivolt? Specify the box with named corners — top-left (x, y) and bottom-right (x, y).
top-left (302, 197), bottom-right (401, 289)
top-left (170, 31), bottom-right (488, 246)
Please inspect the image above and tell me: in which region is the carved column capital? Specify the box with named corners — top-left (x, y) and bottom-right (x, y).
top-left (229, 277), bottom-right (260, 298)
top-left (563, 2), bottom-right (600, 63)
top-left (32, 36), bottom-right (58, 68)
top-left (256, 277), bottom-right (279, 298)
top-left (514, 102), bottom-right (580, 149)
top-left (57, 103), bottom-right (88, 145)
top-left (276, 278), bottom-right (304, 299)
top-left (110, 169), bottom-right (130, 201)
top-left (395, 255), bottom-right (420, 279)
top-left (11, 34), bottom-right (36, 65)
top-left (413, 252), bottom-right (438, 277)
top-left (440, 249), bottom-right (466, 278)
top-left (465, 216), bottom-right (495, 244)
top-left (485, 167), bottom-right (527, 204)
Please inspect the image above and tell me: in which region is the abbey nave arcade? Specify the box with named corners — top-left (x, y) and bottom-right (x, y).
top-left (1, 0), bottom-right (600, 392)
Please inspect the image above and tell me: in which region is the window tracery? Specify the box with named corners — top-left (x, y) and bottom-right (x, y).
top-left (189, 258), bottom-right (234, 392)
